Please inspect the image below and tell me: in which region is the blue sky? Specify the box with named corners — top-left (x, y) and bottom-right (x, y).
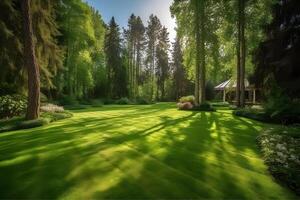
top-left (85, 0), bottom-right (176, 42)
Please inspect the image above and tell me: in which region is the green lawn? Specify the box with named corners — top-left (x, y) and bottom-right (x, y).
top-left (0, 103), bottom-right (296, 199)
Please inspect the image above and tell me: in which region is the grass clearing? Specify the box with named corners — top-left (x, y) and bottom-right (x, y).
top-left (0, 103), bottom-right (296, 199)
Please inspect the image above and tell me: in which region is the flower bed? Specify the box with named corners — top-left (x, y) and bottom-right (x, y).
top-left (257, 128), bottom-right (300, 195)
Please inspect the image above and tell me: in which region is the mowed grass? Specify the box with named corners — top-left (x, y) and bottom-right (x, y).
top-left (0, 103), bottom-right (296, 199)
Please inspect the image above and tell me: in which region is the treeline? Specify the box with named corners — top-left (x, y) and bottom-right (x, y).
top-left (104, 14), bottom-right (192, 101)
top-left (171, 0), bottom-right (275, 106)
top-left (2, 0), bottom-right (295, 115)
top-left (0, 0), bottom-right (106, 100)
top-left (0, 0), bottom-right (192, 104)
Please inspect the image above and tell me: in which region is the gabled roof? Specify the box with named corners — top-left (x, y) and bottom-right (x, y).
top-left (214, 79), bottom-right (250, 90)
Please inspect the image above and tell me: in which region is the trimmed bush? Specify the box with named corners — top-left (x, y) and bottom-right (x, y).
top-left (179, 95), bottom-right (195, 105)
top-left (0, 95), bottom-right (27, 119)
top-left (177, 102), bottom-right (193, 110)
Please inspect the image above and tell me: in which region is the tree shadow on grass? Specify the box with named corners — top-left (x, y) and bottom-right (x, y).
top-left (0, 104), bottom-right (296, 199)
top-left (92, 111), bottom-right (295, 199)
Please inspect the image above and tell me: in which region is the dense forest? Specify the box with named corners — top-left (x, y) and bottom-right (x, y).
top-left (0, 0), bottom-right (188, 103)
top-left (0, 0), bottom-right (299, 120)
top-left (0, 0), bottom-right (300, 198)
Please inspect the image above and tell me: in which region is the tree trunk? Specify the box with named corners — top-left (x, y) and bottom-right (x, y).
top-left (22, 0), bottom-right (40, 120)
top-left (136, 46), bottom-right (140, 97)
top-left (194, 0), bottom-right (200, 106)
top-left (161, 81), bottom-right (165, 100)
top-left (240, 0), bottom-right (246, 108)
top-left (236, 0), bottom-right (241, 107)
top-left (199, 0), bottom-right (206, 104)
top-left (128, 43), bottom-right (132, 98)
top-left (151, 47), bottom-right (155, 100)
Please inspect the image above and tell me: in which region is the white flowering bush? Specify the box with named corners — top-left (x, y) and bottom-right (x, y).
top-left (40, 103), bottom-right (64, 113)
top-left (0, 95), bottom-right (27, 119)
top-left (179, 95), bottom-right (195, 105)
top-left (257, 128), bottom-right (300, 195)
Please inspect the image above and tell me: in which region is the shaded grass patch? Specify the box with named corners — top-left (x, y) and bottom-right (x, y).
top-left (0, 103), bottom-right (296, 199)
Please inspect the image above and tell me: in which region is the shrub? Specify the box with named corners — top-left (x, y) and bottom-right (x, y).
top-left (0, 117), bottom-right (23, 133)
top-left (58, 96), bottom-right (78, 106)
top-left (257, 128), bottom-right (300, 195)
top-left (90, 99), bottom-right (104, 107)
top-left (116, 97), bottom-right (131, 105)
top-left (233, 109), bottom-right (271, 122)
top-left (268, 101), bottom-right (300, 125)
top-left (251, 105), bottom-right (264, 111)
top-left (40, 93), bottom-right (48, 103)
top-left (0, 118), bottom-right (49, 133)
top-left (64, 104), bottom-right (90, 110)
top-left (179, 95), bottom-right (195, 105)
top-left (177, 102), bottom-right (194, 110)
top-left (0, 95), bottom-right (27, 119)
top-left (193, 103), bottom-right (216, 112)
top-left (229, 105), bottom-right (238, 110)
top-left (264, 86), bottom-right (300, 124)
top-left (103, 98), bottom-right (115, 105)
top-left (210, 101), bottom-right (230, 107)
top-left (41, 111), bottom-right (73, 122)
top-left (40, 103), bottom-right (64, 113)
top-left (17, 118), bottom-right (50, 129)
top-left (0, 111), bottom-right (73, 133)
top-left (78, 99), bottom-right (90, 105)
top-left (135, 97), bottom-right (151, 105)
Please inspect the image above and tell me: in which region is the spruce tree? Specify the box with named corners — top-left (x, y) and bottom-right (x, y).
top-left (146, 15), bottom-right (162, 100)
top-left (105, 17), bottom-right (127, 98)
top-left (172, 36), bottom-right (188, 99)
top-left (156, 27), bottom-right (170, 100)
top-left (0, 0), bottom-right (24, 94)
top-left (255, 0), bottom-right (300, 98)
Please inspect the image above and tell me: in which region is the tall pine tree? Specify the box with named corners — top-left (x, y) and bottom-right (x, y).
top-left (105, 17), bottom-right (127, 98)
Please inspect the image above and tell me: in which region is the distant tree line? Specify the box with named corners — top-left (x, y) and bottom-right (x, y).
top-left (2, 0), bottom-right (296, 120)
